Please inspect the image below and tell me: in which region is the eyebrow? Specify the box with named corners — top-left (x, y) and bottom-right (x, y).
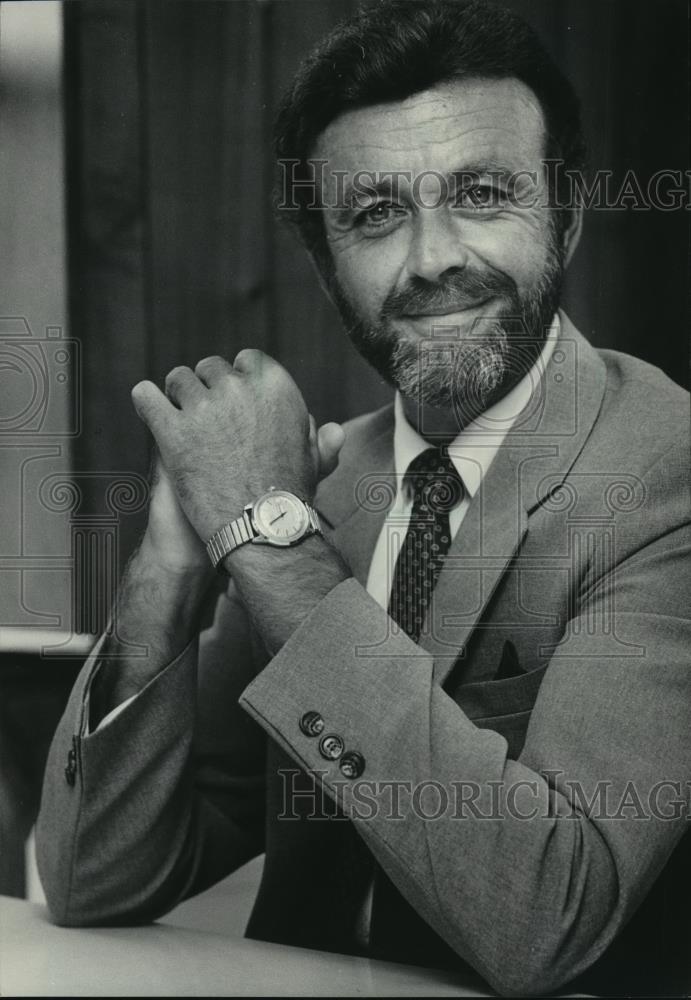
top-left (449, 159), bottom-right (518, 181)
top-left (333, 159), bottom-right (520, 213)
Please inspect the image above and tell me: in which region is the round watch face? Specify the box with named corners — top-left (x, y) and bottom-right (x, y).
top-left (252, 490), bottom-right (310, 545)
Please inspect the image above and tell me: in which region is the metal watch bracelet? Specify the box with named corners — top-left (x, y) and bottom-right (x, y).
top-left (205, 511), bottom-right (256, 569)
top-left (205, 502), bottom-right (321, 570)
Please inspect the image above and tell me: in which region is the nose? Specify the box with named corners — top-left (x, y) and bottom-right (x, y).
top-left (404, 208), bottom-right (469, 283)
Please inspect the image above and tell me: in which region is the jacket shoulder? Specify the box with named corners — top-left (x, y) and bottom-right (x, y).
top-left (595, 348), bottom-right (689, 466)
top-left (340, 402), bottom-right (394, 446)
top-left (315, 403), bottom-right (394, 525)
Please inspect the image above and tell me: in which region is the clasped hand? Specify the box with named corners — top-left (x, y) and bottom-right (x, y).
top-left (131, 350), bottom-right (344, 559)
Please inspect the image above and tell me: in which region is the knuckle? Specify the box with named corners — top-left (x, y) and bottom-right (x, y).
top-left (234, 347), bottom-right (268, 369)
top-left (195, 355), bottom-right (228, 372)
top-left (165, 365), bottom-right (190, 384)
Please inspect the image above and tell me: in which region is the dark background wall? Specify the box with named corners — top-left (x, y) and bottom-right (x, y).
top-left (64, 0), bottom-right (689, 560)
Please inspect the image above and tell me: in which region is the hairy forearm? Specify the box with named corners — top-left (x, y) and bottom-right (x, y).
top-left (89, 536), bottom-right (213, 726)
top-left (223, 535), bottom-right (350, 655)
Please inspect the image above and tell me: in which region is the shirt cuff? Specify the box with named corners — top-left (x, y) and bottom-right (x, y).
top-left (82, 634), bottom-right (197, 736)
top-left (91, 693), bottom-right (138, 733)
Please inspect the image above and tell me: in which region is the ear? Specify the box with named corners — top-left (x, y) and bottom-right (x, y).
top-left (561, 202), bottom-right (583, 267)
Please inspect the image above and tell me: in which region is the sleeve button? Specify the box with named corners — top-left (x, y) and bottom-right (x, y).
top-left (339, 751), bottom-right (365, 779)
top-left (64, 748), bottom-right (76, 786)
top-left (318, 733), bottom-right (345, 760)
top-left (299, 711), bottom-right (325, 737)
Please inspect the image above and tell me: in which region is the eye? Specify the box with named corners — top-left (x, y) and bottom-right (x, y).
top-left (354, 201), bottom-right (406, 233)
top-left (455, 183), bottom-right (506, 211)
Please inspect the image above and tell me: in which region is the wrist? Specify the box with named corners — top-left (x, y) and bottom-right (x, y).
top-left (222, 535), bottom-right (350, 654)
top-left (91, 544), bottom-right (213, 725)
top-left (123, 537), bottom-right (214, 647)
top-left (222, 532), bottom-right (344, 575)
top-left (139, 531), bottom-right (214, 584)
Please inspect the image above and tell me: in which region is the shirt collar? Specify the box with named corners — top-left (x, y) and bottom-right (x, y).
top-left (393, 314), bottom-right (559, 498)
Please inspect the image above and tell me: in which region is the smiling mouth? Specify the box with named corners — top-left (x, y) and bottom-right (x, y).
top-left (400, 298), bottom-right (492, 318)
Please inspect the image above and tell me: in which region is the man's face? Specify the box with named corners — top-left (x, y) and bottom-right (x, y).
top-left (313, 77), bottom-right (565, 423)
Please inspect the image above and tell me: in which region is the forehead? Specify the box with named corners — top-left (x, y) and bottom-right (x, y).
top-left (313, 76), bottom-right (546, 178)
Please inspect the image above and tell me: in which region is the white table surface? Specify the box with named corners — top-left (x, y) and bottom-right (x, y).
top-left (0, 897), bottom-right (493, 997)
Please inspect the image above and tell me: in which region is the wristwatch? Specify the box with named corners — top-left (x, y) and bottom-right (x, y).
top-left (205, 488), bottom-right (322, 569)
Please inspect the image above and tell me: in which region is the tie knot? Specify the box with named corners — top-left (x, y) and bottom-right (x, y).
top-left (404, 447), bottom-right (464, 513)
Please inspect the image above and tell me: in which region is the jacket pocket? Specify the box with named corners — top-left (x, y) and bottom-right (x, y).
top-left (453, 662), bottom-right (549, 723)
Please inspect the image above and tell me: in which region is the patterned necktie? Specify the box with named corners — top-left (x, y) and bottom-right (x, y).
top-left (387, 446), bottom-right (465, 644)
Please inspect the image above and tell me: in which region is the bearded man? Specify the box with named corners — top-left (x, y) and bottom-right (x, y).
top-left (37, 1), bottom-right (690, 996)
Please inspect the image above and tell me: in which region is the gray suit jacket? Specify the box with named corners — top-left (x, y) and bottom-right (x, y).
top-left (36, 316), bottom-right (691, 996)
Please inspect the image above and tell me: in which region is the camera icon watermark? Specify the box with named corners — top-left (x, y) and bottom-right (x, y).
top-left (0, 317), bottom-right (81, 437)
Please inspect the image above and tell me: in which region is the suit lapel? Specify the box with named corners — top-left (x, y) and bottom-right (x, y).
top-left (315, 315), bottom-right (607, 686)
top-left (424, 315), bottom-right (607, 684)
top-left (419, 444), bottom-right (529, 680)
top-left (315, 403), bottom-right (396, 587)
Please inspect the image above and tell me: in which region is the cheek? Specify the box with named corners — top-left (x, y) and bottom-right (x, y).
top-left (466, 213), bottom-right (555, 292)
top-left (330, 237), bottom-right (403, 320)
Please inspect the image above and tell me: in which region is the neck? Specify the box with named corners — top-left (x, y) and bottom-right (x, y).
top-left (401, 372), bottom-right (522, 442)
top-left (400, 396), bottom-right (467, 443)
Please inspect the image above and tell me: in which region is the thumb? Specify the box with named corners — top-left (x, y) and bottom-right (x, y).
top-left (148, 450), bottom-right (178, 507)
top-left (317, 422), bottom-right (345, 480)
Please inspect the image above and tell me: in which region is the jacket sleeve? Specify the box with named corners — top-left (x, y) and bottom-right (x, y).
top-left (238, 504), bottom-right (691, 994)
top-left (35, 580), bottom-right (267, 927)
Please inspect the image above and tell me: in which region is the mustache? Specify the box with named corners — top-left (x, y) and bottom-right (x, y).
top-left (380, 268), bottom-right (518, 318)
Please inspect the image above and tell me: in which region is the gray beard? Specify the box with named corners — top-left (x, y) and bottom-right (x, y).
top-left (329, 235), bottom-right (564, 426)
top-left (389, 316), bottom-right (513, 414)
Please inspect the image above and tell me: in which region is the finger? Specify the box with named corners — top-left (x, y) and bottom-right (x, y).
top-left (194, 355), bottom-right (234, 387)
top-left (233, 348), bottom-right (276, 376)
top-left (131, 380), bottom-right (174, 435)
top-left (308, 413), bottom-right (318, 448)
top-left (308, 413), bottom-right (319, 470)
top-left (149, 450), bottom-right (174, 491)
top-left (147, 450), bottom-right (174, 504)
top-left (147, 446), bottom-right (162, 489)
top-left (146, 450), bottom-right (192, 534)
top-left (164, 366), bottom-right (206, 408)
top-left (317, 421), bottom-right (345, 479)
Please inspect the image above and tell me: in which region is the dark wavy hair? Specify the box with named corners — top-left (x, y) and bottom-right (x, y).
top-left (274, 0), bottom-right (587, 271)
